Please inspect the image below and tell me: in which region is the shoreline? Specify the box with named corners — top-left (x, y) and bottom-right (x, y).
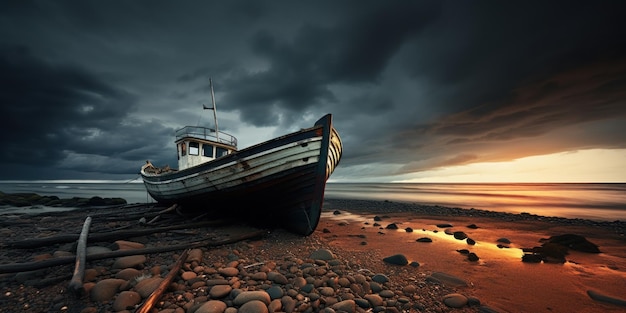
top-left (0, 196), bottom-right (625, 312)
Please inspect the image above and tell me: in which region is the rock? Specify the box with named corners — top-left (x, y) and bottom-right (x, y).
top-left (186, 248), bottom-right (204, 263)
top-left (546, 234), bottom-right (600, 253)
top-left (239, 300), bottom-right (269, 313)
top-left (386, 223), bottom-right (398, 229)
top-left (404, 227), bottom-right (413, 232)
top-left (467, 253), bottom-right (479, 262)
top-left (112, 291), bottom-right (141, 311)
top-left (268, 299), bottom-right (282, 312)
top-left (331, 299), bottom-right (356, 313)
top-left (181, 271), bottom-right (197, 281)
top-left (443, 293), bottom-right (468, 308)
top-left (112, 240), bottom-right (145, 250)
top-left (265, 285), bottom-right (283, 300)
top-left (496, 238), bottom-right (511, 244)
top-left (319, 286), bottom-right (335, 296)
top-left (233, 290), bottom-right (271, 306)
top-left (267, 271), bottom-right (288, 284)
top-left (453, 231), bottom-right (468, 240)
top-left (416, 237), bottom-right (432, 242)
top-left (522, 253), bottom-right (543, 263)
top-left (86, 246), bottom-right (112, 255)
top-left (467, 224), bottom-right (479, 229)
top-left (587, 289), bottom-right (626, 307)
top-left (209, 285), bottom-right (232, 298)
top-left (90, 279), bottom-right (126, 302)
top-left (383, 254), bottom-right (408, 265)
top-left (112, 255), bottom-right (146, 269)
top-left (428, 272), bottom-right (468, 287)
top-left (115, 268), bottom-right (142, 280)
top-left (379, 290), bottom-right (395, 298)
top-left (310, 248), bottom-right (335, 260)
top-left (371, 274), bottom-right (389, 284)
top-left (281, 295), bottom-right (297, 312)
top-left (134, 277), bottom-right (164, 298)
top-left (436, 223), bottom-right (453, 228)
top-left (195, 300), bottom-right (228, 313)
top-left (467, 238), bottom-right (476, 245)
top-left (364, 294), bottom-right (384, 307)
top-left (333, 210), bottom-right (342, 215)
top-left (218, 267), bottom-right (239, 276)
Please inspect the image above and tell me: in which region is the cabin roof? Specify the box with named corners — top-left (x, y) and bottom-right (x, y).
top-left (175, 126), bottom-right (237, 148)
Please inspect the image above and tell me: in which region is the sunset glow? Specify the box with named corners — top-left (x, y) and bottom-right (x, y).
top-left (399, 148), bottom-right (626, 183)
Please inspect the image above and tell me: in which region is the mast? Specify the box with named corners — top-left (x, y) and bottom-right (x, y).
top-left (203, 78), bottom-right (219, 142)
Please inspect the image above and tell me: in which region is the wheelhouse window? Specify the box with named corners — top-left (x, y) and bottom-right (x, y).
top-left (202, 144), bottom-right (213, 157)
top-left (189, 142), bottom-right (199, 155)
top-left (216, 147), bottom-right (229, 157)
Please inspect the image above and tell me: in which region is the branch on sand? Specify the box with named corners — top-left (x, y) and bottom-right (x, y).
top-left (0, 228), bottom-right (267, 274)
top-left (4, 219), bottom-right (231, 249)
top-left (135, 249), bottom-right (189, 313)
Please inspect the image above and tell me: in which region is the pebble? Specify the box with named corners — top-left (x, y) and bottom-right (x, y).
top-left (112, 255), bottom-right (146, 269)
top-left (427, 272), bottom-right (468, 287)
top-left (382, 254), bottom-right (408, 265)
top-left (443, 293), bottom-right (468, 308)
top-left (239, 300), bottom-right (269, 313)
top-left (90, 278), bottom-right (126, 302)
top-left (195, 300), bottom-right (228, 313)
top-left (112, 291), bottom-right (141, 311)
top-left (209, 285), bottom-right (233, 298)
top-left (134, 277), bottom-right (164, 298)
top-left (11, 237), bottom-right (481, 313)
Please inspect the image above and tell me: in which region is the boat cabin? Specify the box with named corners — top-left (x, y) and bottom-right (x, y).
top-left (175, 126), bottom-right (237, 171)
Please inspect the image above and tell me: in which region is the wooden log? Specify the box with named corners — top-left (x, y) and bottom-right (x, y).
top-left (0, 228), bottom-right (267, 274)
top-left (4, 219), bottom-right (231, 249)
top-left (135, 249), bottom-right (189, 313)
top-left (68, 216), bottom-right (92, 297)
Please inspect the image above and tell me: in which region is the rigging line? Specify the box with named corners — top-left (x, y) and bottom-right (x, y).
top-left (122, 174), bottom-right (141, 184)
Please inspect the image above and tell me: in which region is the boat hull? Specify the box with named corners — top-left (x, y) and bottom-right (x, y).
top-left (141, 114), bottom-right (342, 235)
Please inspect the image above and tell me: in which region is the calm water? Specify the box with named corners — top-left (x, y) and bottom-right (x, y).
top-left (1, 182), bottom-right (625, 221)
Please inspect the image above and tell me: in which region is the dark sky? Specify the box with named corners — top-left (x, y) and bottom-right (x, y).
top-left (1, 0), bottom-right (625, 182)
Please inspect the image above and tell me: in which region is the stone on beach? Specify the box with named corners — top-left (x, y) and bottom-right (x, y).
top-left (112, 255), bottom-right (146, 269)
top-left (90, 278), bottom-right (127, 302)
top-left (443, 293), bottom-right (468, 308)
top-left (427, 272), bottom-right (468, 287)
top-left (587, 289), bottom-right (626, 307)
top-left (195, 300), bottom-right (228, 313)
top-left (233, 290), bottom-right (271, 306)
top-left (382, 254), bottom-right (408, 265)
top-left (112, 291), bottom-right (141, 311)
top-left (186, 248), bottom-right (204, 263)
top-left (134, 277), bottom-right (164, 298)
top-left (309, 248), bottom-right (335, 260)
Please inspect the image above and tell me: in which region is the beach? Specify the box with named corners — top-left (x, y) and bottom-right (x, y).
top-left (1, 196), bottom-right (626, 313)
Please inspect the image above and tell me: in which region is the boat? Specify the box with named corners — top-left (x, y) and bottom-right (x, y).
top-left (140, 80), bottom-right (342, 235)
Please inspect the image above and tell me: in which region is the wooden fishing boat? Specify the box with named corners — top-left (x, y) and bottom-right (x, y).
top-left (140, 80), bottom-right (342, 235)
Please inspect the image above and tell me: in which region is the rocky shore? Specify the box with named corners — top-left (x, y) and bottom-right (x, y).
top-left (1, 195), bottom-right (626, 313)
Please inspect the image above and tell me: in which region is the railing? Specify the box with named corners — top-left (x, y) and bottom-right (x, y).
top-left (175, 126), bottom-right (237, 147)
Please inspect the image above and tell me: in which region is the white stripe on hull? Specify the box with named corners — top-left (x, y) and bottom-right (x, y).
top-left (143, 138), bottom-right (323, 200)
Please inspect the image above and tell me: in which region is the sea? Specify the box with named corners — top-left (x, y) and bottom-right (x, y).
top-left (1, 181), bottom-right (625, 222)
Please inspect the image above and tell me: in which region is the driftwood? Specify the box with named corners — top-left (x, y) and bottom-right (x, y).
top-left (135, 249), bottom-right (189, 313)
top-left (147, 204), bottom-right (179, 225)
top-left (4, 219), bottom-right (231, 249)
top-left (0, 228), bottom-right (267, 274)
top-left (68, 216), bottom-right (92, 297)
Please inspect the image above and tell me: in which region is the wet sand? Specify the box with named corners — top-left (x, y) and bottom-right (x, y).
top-left (1, 197), bottom-right (625, 312)
top-left (320, 199), bottom-right (626, 312)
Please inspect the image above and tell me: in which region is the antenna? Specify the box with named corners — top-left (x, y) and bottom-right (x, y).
top-left (203, 78), bottom-right (219, 142)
